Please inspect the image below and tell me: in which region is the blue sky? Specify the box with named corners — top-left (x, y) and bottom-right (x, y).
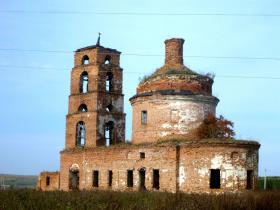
top-left (0, 0), bottom-right (279, 176)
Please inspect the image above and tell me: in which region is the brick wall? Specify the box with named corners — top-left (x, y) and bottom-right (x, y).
top-left (60, 144), bottom-right (178, 192)
top-left (130, 94), bottom-right (218, 144)
top-left (59, 140), bottom-right (259, 193)
top-left (178, 141), bottom-right (259, 193)
top-left (37, 172), bottom-right (60, 191)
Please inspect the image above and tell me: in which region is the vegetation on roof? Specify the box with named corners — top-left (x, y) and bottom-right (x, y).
top-left (139, 64), bottom-right (214, 85)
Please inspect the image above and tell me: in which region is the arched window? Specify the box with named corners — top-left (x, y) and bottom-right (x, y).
top-left (76, 121), bottom-right (85, 146)
top-left (106, 72), bottom-right (113, 92)
top-left (80, 71), bottom-right (88, 93)
top-left (104, 55), bottom-right (111, 65)
top-left (82, 55), bottom-right (89, 65)
top-left (78, 104), bottom-right (88, 112)
top-left (106, 104), bottom-right (113, 112)
top-left (105, 121), bottom-right (114, 146)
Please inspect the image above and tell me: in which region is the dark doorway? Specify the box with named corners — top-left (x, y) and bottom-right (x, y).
top-left (93, 170), bottom-right (99, 187)
top-left (210, 169), bottom-right (220, 189)
top-left (139, 168), bottom-right (146, 191)
top-left (46, 176), bottom-right (50, 186)
top-left (108, 170), bottom-right (113, 187)
top-left (153, 169), bottom-right (160, 190)
top-left (247, 170), bottom-right (253, 189)
top-left (69, 171), bottom-right (79, 190)
top-left (127, 170), bottom-right (133, 187)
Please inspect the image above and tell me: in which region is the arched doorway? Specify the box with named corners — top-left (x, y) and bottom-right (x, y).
top-left (69, 164), bottom-right (79, 190)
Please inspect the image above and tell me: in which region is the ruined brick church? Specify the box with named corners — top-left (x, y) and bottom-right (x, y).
top-left (37, 37), bottom-right (260, 193)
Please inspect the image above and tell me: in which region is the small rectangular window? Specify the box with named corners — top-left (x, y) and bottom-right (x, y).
top-left (152, 169), bottom-right (160, 190)
top-left (127, 170), bottom-right (133, 187)
top-left (247, 170), bottom-right (253, 189)
top-left (210, 169), bottom-right (220, 189)
top-left (140, 152), bottom-right (145, 159)
top-left (108, 170), bottom-right (113, 187)
top-left (46, 176), bottom-right (50, 186)
top-left (141, 111), bottom-right (147, 125)
top-left (93, 170), bottom-right (99, 187)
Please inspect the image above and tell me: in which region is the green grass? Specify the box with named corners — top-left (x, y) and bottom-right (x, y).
top-left (0, 189), bottom-right (280, 210)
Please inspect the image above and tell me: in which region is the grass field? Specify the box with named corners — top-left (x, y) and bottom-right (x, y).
top-left (0, 189), bottom-right (280, 210)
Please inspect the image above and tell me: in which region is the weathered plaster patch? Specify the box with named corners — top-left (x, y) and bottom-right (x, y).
top-left (160, 131), bottom-right (169, 137)
top-left (198, 167), bottom-right (209, 177)
top-left (211, 155), bottom-right (223, 169)
top-left (179, 166), bottom-right (186, 187)
top-left (162, 123), bottom-right (172, 128)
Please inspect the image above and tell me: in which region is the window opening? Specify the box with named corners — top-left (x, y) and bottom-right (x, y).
top-left (78, 104), bottom-right (88, 112)
top-left (141, 111), bottom-right (147, 125)
top-left (139, 168), bottom-right (146, 191)
top-left (127, 170), bottom-right (133, 187)
top-left (152, 169), bottom-right (160, 190)
top-left (93, 170), bottom-right (99, 187)
top-left (105, 121), bottom-right (114, 146)
top-left (247, 170), bottom-right (253, 189)
top-left (210, 169), bottom-right (220, 189)
top-left (76, 121), bottom-right (85, 146)
top-left (80, 71), bottom-right (89, 93)
top-left (140, 152), bottom-right (145, 159)
top-left (106, 72), bottom-right (113, 92)
top-left (108, 170), bottom-right (113, 187)
top-left (46, 176), bottom-right (50, 186)
top-left (104, 55), bottom-right (111, 65)
top-left (82, 55), bottom-right (89, 65)
top-left (69, 170), bottom-right (79, 190)
top-left (106, 104), bottom-right (113, 112)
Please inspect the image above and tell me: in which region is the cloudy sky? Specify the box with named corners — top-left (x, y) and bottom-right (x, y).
top-left (0, 0), bottom-right (279, 176)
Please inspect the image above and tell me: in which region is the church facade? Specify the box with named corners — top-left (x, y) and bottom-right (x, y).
top-left (37, 38), bottom-right (260, 193)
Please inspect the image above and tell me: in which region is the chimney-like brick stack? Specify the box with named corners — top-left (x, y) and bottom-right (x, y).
top-left (164, 38), bottom-right (184, 66)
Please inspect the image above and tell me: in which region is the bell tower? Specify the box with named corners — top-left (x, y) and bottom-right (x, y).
top-left (65, 37), bottom-right (126, 149)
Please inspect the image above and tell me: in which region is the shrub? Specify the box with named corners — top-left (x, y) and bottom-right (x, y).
top-left (197, 114), bottom-right (235, 139)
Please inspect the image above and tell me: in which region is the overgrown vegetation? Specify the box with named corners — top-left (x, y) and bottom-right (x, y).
top-left (0, 189), bottom-right (280, 210)
top-left (197, 114), bottom-right (235, 139)
top-left (138, 65), bottom-right (200, 84)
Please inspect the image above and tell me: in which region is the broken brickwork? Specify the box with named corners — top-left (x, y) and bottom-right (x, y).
top-left (37, 171), bottom-right (59, 191)
top-left (38, 37), bottom-right (260, 193)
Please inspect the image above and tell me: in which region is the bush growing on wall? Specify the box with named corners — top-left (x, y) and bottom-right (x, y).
top-left (197, 114), bottom-right (235, 139)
